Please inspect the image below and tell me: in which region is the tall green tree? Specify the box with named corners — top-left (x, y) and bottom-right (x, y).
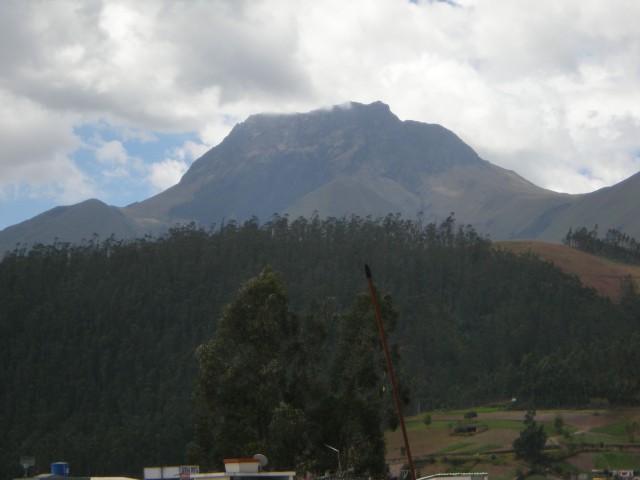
top-left (189, 266), bottom-right (309, 471)
top-left (512, 410), bottom-right (547, 467)
top-left (320, 289), bottom-right (400, 476)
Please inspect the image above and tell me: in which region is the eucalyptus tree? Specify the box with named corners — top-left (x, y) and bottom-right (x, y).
top-left (321, 289), bottom-right (401, 476)
top-left (190, 266), bottom-right (310, 471)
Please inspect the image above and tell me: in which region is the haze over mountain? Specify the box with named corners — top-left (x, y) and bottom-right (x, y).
top-left (1, 101), bottom-right (639, 254)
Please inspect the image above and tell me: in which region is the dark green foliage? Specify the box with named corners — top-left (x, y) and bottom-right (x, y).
top-left (626, 421), bottom-right (640, 442)
top-left (513, 410), bottom-right (547, 466)
top-left (423, 415), bottom-right (432, 427)
top-left (323, 290), bottom-right (399, 475)
top-left (564, 226), bottom-right (640, 265)
top-left (2, 214), bottom-right (640, 480)
top-left (188, 265), bottom-right (399, 476)
top-left (589, 398), bottom-right (610, 415)
top-left (190, 267), bottom-right (310, 471)
top-left (553, 415), bottom-right (564, 434)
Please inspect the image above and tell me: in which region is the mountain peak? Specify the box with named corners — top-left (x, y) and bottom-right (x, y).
top-left (244, 100), bottom-right (393, 120)
top-left (346, 99), bottom-right (392, 112)
top-left (313, 100), bottom-right (396, 123)
top-left (3, 101), bottom-right (640, 254)
top-left (323, 100), bottom-right (393, 115)
top-left (238, 100), bottom-right (398, 132)
top-left (180, 100), bottom-right (473, 188)
top-left (155, 101), bottom-right (515, 228)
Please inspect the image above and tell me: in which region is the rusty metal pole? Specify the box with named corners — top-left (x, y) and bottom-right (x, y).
top-left (365, 264), bottom-right (416, 480)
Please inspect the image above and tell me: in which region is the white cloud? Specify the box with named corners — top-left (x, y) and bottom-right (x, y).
top-left (1, 0), bottom-right (640, 225)
top-left (0, 87), bottom-right (94, 203)
top-left (148, 159), bottom-right (189, 190)
top-left (146, 139), bottom-right (211, 191)
top-left (172, 141), bottom-right (211, 163)
top-left (96, 140), bottom-right (128, 165)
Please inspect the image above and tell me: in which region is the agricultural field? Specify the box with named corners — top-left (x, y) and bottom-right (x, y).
top-left (494, 240), bottom-right (640, 302)
top-left (385, 407), bottom-right (640, 480)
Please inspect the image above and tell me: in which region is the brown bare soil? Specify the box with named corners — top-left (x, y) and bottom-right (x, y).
top-left (566, 453), bottom-right (597, 472)
top-left (494, 240), bottom-right (640, 302)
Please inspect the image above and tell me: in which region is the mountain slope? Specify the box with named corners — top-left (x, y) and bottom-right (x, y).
top-left (125, 101), bottom-right (490, 224)
top-left (124, 101), bottom-right (572, 237)
top-left (537, 170), bottom-right (640, 241)
top-left (0, 199), bottom-right (142, 252)
top-left (1, 101), bottom-right (639, 253)
top-left (496, 240), bottom-right (640, 302)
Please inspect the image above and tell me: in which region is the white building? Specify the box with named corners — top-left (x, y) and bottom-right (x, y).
top-left (418, 473), bottom-right (488, 480)
top-left (144, 458), bottom-right (295, 480)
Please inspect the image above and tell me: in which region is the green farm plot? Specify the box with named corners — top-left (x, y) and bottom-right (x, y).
top-left (431, 441), bottom-right (502, 455)
top-left (592, 422), bottom-right (627, 436)
top-left (594, 451), bottom-right (640, 469)
top-left (591, 421), bottom-right (639, 440)
top-left (433, 441), bottom-right (474, 453)
top-left (572, 431), bottom-right (633, 445)
top-left (458, 444), bottom-right (503, 454)
top-left (414, 418), bottom-right (525, 431)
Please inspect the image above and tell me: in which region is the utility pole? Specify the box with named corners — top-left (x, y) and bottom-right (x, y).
top-left (365, 264), bottom-right (416, 480)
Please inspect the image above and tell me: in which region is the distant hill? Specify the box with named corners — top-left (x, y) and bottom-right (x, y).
top-left (1, 101), bottom-right (639, 253)
top-left (496, 240), bottom-right (640, 302)
top-left (0, 198), bottom-right (141, 252)
top-left (532, 171), bottom-right (640, 242)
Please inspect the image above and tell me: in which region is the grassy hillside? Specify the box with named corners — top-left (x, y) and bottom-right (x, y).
top-left (495, 240), bottom-right (640, 302)
top-left (386, 407), bottom-right (640, 480)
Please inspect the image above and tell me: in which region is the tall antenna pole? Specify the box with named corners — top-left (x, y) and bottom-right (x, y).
top-left (365, 264), bottom-right (416, 480)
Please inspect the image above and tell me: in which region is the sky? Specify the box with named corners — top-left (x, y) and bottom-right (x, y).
top-left (1, 0), bottom-right (640, 230)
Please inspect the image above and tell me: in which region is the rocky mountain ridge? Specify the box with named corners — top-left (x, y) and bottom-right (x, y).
top-left (1, 101), bottom-right (639, 253)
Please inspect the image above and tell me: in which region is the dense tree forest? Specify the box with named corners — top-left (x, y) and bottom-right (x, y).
top-left (2, 214), bottom-right (640, 480)
top-left (564, 225), bottom-right (640, 265)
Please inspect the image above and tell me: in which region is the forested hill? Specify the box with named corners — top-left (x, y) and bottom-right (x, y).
top-left (495, 240), bottom-right (640, 302)
top-left (2, 215), bottom-right (640, 480)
